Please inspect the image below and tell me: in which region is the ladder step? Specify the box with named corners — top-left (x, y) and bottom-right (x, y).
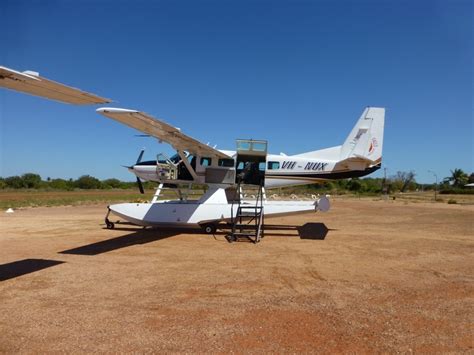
top-left (232, 232), bottom-right (258, 237)
top-left (230, 182), bottom-right (264, 243)
top-left (237, 213), bottom-right (261, 218)
top-left (234, 224), bottom-right (258, 229)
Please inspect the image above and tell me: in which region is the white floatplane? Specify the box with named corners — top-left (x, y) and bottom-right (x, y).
top-left (0, 66), bottom-right (385, 241)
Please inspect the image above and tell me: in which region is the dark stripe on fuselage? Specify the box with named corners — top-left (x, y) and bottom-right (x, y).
top-left (265, 164), bottom-right (380, 180)
top-left (136, 160), bottom-right (158, 166)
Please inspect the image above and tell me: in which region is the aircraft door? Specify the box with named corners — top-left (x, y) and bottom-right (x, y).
top-left (235, 139), bottom-right (267, 186)
top-left (155, 153), bottom-right (178, 181)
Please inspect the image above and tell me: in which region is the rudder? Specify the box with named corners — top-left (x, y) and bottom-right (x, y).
top-left (339, 107), bottom-right (385, 164)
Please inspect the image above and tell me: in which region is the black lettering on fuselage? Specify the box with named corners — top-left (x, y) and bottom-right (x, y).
top-left (304, 162), bottom-right (328, 171)
top-left (282, 161), bottom-right (296, 169)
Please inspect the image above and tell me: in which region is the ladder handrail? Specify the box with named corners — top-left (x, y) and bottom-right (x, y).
top-left (229, 180), bottom-right (265, 243)
top-left (230, 181), bottom-right (240, 238)
top-left (255, 182), bottom-right (264, 242)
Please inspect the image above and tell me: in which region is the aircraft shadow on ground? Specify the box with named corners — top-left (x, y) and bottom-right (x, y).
top-left (0, 259), bottom-right (65, 282)
top-left (59, 227), bottom-right (204, 256)
top-left (261, 222), bottom-right (333, 240)
top-left (216, 222), bottom-right (333, 240)
top-left (297, 222), bottom-right (332, 240)
top-left (59, 222), bottom-right (332, 256)
top-left (0, 225), bottom-right (331, 281)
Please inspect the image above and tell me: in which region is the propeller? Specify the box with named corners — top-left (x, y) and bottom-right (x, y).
top-left (136, 149), bottom-right (145, 164)
top-left (136, 177), bottom-right (144, 194)
top-left (135, 149), bottom-right (145, 194)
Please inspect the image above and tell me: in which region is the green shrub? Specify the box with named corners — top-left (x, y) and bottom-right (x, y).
top-left (440, 188), bottom-right (474, 195)
top-left (4, 176), bottom-right (25, 189)
top-left (21, 173), bottom-right (42, 189)
top-left (49, 178), bottom-right (73, 190)
top-left (102, 178), bottom-right (122, 189)
top-left (74, 175), bottom-right (102, 189)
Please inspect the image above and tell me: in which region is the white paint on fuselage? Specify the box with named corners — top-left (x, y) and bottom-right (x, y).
top-left (129, 149), bottom-right (368, 189)
top-left (262, 153), bottom-right (339, 188)
top-left (129, 147), bottom-right (347, 188)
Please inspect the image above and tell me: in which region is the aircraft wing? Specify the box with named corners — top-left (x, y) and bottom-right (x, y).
top-left (97, 107), bottom-right (230, 159)
top-left (0, 66), bottom-right (111, 105)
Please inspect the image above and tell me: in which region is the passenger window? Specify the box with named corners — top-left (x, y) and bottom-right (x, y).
top-left (200, 157), bottom-right (212, 166)
top-left (236, 141), bottom-right (251, 151)
top-left (252, 142), bottom-right (266, 152)
top-left (259, 162), bottom-right (266, 171)
top-left (267, 161), bottom-right (280, 170)
top-left (218, 158), bottom-right (234, 167)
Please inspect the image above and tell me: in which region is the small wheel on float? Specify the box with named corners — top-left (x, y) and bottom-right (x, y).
top-left (105, 219), bottom-right (115, 229)
top-left (202, 223), bottom-right (217, 234)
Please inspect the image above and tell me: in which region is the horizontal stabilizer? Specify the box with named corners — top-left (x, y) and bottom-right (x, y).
top-left (336, 156), bottom-right (377, 171)
top-left (0, 66), bottom-right (111, 105)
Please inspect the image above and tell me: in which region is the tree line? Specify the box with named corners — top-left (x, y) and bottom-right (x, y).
top-left (0, 174), bottom-right (155, 191)
top-left (0, 169), bottom-right (472, 194)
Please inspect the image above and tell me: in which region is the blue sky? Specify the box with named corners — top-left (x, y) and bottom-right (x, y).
top-left (0, 0), bottom-right (472, 183)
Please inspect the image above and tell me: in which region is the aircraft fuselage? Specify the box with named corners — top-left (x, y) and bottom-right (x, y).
top-left (129, 150), bottom-right (380, 189)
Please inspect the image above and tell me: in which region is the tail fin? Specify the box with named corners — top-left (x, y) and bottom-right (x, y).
top-left (339, 107), bottom-right (385, 164)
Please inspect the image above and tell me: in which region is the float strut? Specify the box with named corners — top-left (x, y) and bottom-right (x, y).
top-left (105, 206), bottom-right (115, 229)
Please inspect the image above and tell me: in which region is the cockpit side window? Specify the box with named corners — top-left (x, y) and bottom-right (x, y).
top-left (267, 161), bottom-right (280, 170)
top-left (218, 158), bottom-right (234, 167)
top-left (200, 157), bottom-right (212, 166)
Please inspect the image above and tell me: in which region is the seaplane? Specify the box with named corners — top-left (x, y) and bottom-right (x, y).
top-left (0, 65), bottom-right (385, 242)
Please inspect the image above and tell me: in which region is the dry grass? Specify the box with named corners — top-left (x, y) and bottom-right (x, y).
top-left (0, 189), bottom-right (204, 209)
top-left (2, 189), bottom-right (473, 210)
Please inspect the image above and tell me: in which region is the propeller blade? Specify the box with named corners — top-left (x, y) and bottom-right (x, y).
top-left (136, 149), bottom-right (145, 164)
top-left (136, 177), bottom-right (144, 194)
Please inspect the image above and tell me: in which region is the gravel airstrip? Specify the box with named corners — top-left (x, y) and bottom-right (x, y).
top-left (0, 199), bottom-right (472, 352)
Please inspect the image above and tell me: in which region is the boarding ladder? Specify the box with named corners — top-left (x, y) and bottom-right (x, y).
top-left (228, 180), bottom-right (265, 243)
top-left (227, 139), bottom-right (267, 243)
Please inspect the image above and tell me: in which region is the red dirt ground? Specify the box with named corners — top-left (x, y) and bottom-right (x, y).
top-left (0, 199), bottom-right (472, 352)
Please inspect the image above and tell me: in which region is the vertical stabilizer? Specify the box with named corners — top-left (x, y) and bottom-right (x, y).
top-left (339, 107), bottom-right (385, 163)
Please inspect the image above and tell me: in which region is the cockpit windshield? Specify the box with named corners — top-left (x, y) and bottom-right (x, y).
top-left (169, 153), bottom-right (182, 164)
top-left (157, 152), bottom-right (191, 165)
top-left (157, 152), bottom-right (180, 164)
top-left (169, 152), bottom-right (193, 164)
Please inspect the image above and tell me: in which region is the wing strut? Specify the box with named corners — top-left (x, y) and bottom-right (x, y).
top-left (177, 150), bottom-right (199, 181)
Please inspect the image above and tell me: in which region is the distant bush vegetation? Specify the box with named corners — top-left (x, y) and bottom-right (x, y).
top-left (277, 176), bottom-right (415, 196)
top-left (0, 168), bottom-right (472, 194)
top-left (440, 188), bottom-right (474, 195)
top-left (0, 173), bottom-right (389, 193)
top-left (0, 173), bottom-right (155, 191)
